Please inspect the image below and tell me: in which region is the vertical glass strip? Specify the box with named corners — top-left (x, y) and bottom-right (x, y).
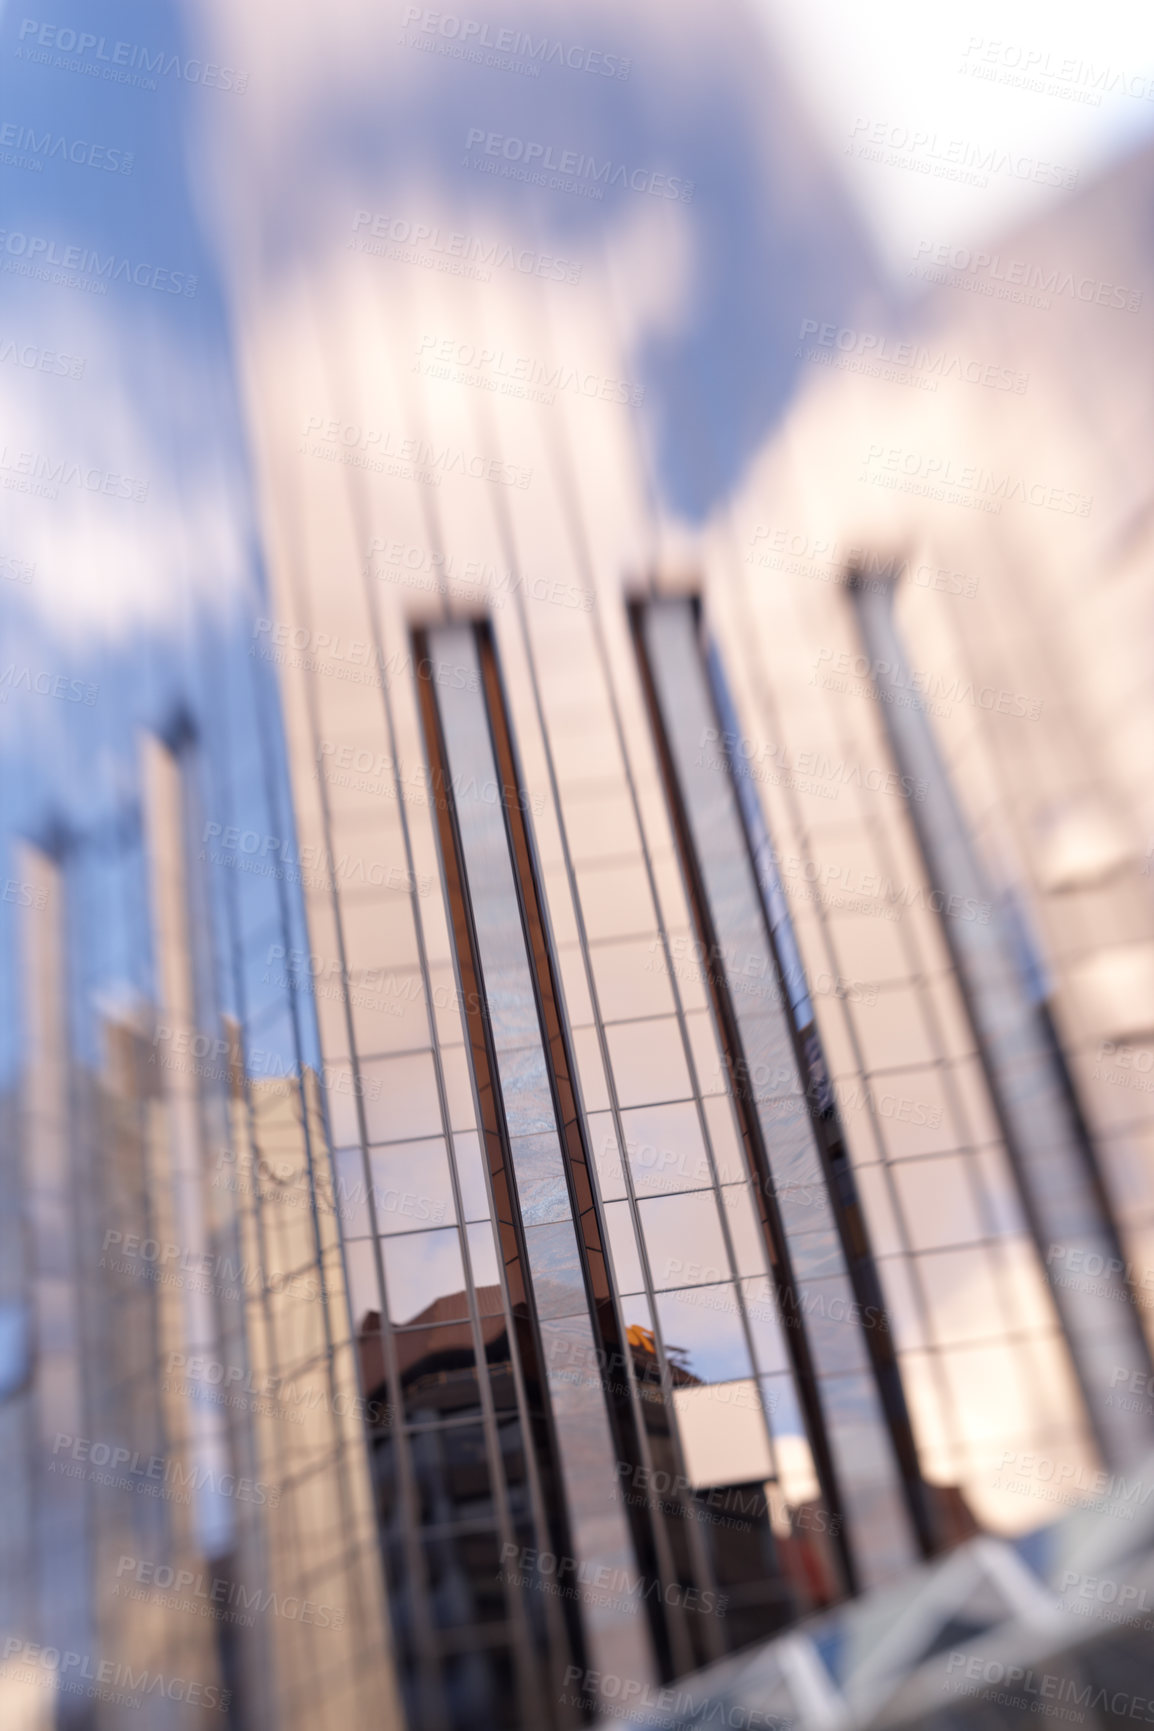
top-left (473, 622), bottom-right (700, 1680)
top-left (19, 843), bottom-right (93, 1673)
top-left (422, 622), bottom-right (657, 1695)
top-left (142, 736), bottom-right (237, 1565)
top-left (636, 597), bottom-right (921, 1590)
top-left (411, 655), bottom-right (583, 1726)
top-left (509, 596), bottom-right (809, 1666)
top-left (851, 576), bottom-right (1154, 1469)
top-left (704, 635), bottom-right (935, 1555)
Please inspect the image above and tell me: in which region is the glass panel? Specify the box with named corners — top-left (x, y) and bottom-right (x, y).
top-left (454, 1130), bottom-right (492, 1222)
top-left (589, 938), bottom-right (677, 1020)
top-left (602, 1201), bottom-right (646, 1297)
top-left (506, 1132), bottom-right (571, 1227)
top-left (371, 1137), bottom-right (458, 1234)
top-left (467, 1220), bottom-right (502, 1294)
top-left (720, 1184), bottom-right (771, 1278)
top-left (742, 1277), bottom-right (792, 1376)
top-left (703, 1093), bottom-right (746, 1184)
top-left (621, 1101), bottom-right (710, 1197)
top-left (574, 862), bottom-right (656, 942)
top-left (586, 1111), bottom-right (628, 1201)
top-left (345, 1238), bottom-right (383, 1335)
top-left (381, 1228), bottom-right (467, 1325)
top-left (672, 1380), bottom-right (774, 1488)
top-left (655, 1287), bottom-right (754, 1384)
top-left (604, 1017), bottom-right (693, 1109)
top-left (639, 1191), bottom-right (730, 1289)
top-left (892, 1156), bottom-right (984, 1251)
top-left (334, 1145), bottom-right (372, 1238)
top-left (522, 1221), bottom-right (587, 1320)
top-left (361, 1050), bottom-right (444, 1143)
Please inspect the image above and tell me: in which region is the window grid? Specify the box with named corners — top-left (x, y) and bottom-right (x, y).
top-left (718, 546), bottom-right (1101, 1508)
top-left (506, 568), bottom-right (835, 1637)
top-left (508, 592), bottom-right (753, 1674)
top-left (852, 574), bottom-right (1154, 1470)
top-left (634, 597), bottom-right (921, 1591)
top-left (277, 516), bottom-right (563, 1730)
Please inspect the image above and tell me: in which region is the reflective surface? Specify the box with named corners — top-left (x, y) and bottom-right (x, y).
top-left (5, 0), bottom-right (1154, 1725)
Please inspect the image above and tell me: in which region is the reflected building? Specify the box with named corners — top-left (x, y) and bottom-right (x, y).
top-left (4, 0), bottom-right (1154, 1727)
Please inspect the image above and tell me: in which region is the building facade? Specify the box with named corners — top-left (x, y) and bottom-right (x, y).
top-left (4, 0), bottom-right (1154, 1727)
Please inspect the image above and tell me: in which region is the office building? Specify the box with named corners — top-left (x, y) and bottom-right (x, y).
top-left (3, 0), bottom-right (1154, 1726)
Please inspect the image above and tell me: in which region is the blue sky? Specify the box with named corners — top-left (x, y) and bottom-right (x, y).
top-left (756, 0), bottom-right (1154, 273)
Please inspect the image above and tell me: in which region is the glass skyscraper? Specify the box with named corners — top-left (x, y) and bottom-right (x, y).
top-left (4, 0), bottom-right (1154, 1727)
